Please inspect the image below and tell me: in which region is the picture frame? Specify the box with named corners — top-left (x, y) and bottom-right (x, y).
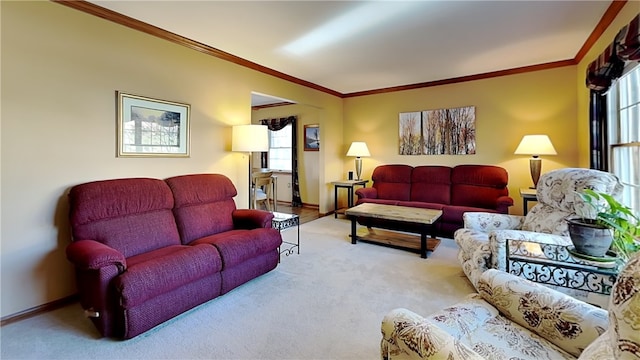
top-left (117, 92), bottom-right (190, 157)
top-left (304, 124), bottom-right (320, 151)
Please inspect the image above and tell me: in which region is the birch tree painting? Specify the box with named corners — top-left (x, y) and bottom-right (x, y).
top-left (398, 106), bottom-right (476, 155)
top-left (399, 111), bottom-right (422, 155)
top-left (422, 106), bottom-right (476, 155)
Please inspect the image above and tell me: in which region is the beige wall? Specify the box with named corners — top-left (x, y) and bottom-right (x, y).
top-left (0, 1), bottom-right (342, 318)
top-left (1, 1), bottom-right (636, 319)
top-left (576, 2), bottom-right (639, 167)
top-left (343, 67), bottom-right (579, 214)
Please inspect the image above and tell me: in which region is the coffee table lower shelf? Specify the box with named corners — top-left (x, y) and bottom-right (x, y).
top-left (351, 228), bottom-right (441, 256)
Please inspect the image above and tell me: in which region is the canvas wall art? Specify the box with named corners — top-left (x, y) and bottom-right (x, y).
top-left (399, 106), bottom-right (476, 155)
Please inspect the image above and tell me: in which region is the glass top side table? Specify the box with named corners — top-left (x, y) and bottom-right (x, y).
top-left (271, 212), bottom-right (300, 260)
top-left (506, 239), bottom-right (620, 296)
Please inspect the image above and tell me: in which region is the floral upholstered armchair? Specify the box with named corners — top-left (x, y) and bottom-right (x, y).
top-left (454, 168), bottom-right (623, 288)
top-left (381, 252), bottom-right (640, 360)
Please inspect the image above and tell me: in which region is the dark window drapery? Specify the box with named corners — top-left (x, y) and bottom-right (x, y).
top-left (586, 13), bottom-right (639, 169)
top-left (260, 116), bottom-right (303, 207)
top-left (585, 42), bottom-right (625, 92)
top-left (589, 90), bottom-right (608, 171)
top-left (586, 13), bottom-right (639, 92)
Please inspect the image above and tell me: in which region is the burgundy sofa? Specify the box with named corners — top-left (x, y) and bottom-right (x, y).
top-left (354, 164), bottom-right (513, 238)
top-left (66, 174), bottom-right (281, 339)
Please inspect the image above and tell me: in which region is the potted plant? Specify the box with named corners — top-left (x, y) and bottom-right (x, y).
top-left (566, 189), bottom-right (640, 262)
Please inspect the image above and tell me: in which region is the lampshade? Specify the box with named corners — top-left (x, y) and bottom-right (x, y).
top-left (514, 135), bottom-right (557, 156)
top-left (346, 142), bottom-right (371, 157)
top-left (232, 124), bottom-right (269, 152)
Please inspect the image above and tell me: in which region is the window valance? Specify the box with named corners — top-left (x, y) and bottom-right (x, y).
top-left (260, 116), bottom-right (296, 131)
top-left (586, 13), bottom-right (639, 92)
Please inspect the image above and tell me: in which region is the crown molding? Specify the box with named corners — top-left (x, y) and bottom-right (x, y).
top-left (53, 0), bottom-right (626, 98)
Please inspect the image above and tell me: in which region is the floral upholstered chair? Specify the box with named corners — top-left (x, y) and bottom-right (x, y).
top-left (454, 168), bottom-right (623, 288)
top-left (380, 252), bottom-right (640, 360)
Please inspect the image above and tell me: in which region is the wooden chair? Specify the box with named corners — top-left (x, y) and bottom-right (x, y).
top-left (252, 171), bottom-right (275, 211)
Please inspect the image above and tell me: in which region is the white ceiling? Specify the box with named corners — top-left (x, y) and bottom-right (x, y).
top-left (90, 1), bottom-right (612, 96)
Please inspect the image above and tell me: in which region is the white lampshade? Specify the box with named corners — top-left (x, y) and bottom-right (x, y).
top-left (514, 135), bottom-right (557, 156)
top-left (346, 142), bottom-right (371, 157)
top-left (232, 124), bottom-right (269, 152)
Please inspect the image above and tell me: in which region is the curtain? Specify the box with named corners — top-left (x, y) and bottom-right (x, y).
top-left (589, 90), bottom-right (608, 171)
top-left (586, 13), bottom-right (639, 92)
top-left (260, 116), bottom-right (303, 207)
top-left (586, 13), bottom-right (639, 169)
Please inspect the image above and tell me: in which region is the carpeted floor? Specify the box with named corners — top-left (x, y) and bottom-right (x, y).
top-left (0, 216), bottom-right (475, 360)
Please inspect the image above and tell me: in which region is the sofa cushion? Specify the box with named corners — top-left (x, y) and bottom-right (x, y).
top-left (115, 244), bottom-right (222, 308)
top-left (451, 165), bottom-right (509, 209)
top-left (371, 164), bottom-right (413, 201)
top-left (522, 168), bottom-right (623, 235)
top-left (69, 178), bottom-right (181, 257)
top-left (410, 165), bottom-right (452, 204)
top-left (477, 269), bottom-right (608, 357)
top-left (166, 174), bottom-right (239, 244)
top-left (427, 294), bottom-right (574, 359)
top-left (192, 228), bottom-right (282, 268)
top-left (607, 253), bottom-right (640, 359)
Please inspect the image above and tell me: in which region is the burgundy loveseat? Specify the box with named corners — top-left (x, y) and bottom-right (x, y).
top-left (66, 174), bottom-right (281, 339)
top-left (355, 164), bottom-right (513, 238)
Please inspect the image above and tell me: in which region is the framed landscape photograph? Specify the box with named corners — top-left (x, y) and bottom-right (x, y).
top-left (304, 124), bottom-right (320, 151)
top-left (117, 92), bottom-right (190, 157)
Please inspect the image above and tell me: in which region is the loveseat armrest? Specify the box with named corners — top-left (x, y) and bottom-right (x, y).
top-left (495, 195), bottom-right (514, 213)
top-left (66, 240), bottom-right (126, 271)
top-left (66, 239), bottom-right (127, 338)
top-left (381, 308), bottom-right (483, 360)
top-left (477, 269), bottom-right (608, 358)
top-left (462, 212), bottom-right (524, 231)
top-left (232, 209), bottom-right (274, 229)
top-left (355, 187), bottom-right (377, 200)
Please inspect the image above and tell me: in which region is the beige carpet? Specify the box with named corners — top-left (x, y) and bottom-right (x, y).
top-left (0, 216), bottom-right (475, 360)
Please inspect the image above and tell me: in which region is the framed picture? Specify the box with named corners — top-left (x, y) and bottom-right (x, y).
top-left (304, 124), bottom-right (320, 151)
top-left (117, 92), bottom-right (190, 157)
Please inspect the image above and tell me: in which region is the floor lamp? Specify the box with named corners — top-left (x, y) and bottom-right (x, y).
top-left (346, 141), bottom-right (370, 181)
top-left (232, 124), bottom-right (269, 208)
top-left (514, 134), bottom-right (557, 189)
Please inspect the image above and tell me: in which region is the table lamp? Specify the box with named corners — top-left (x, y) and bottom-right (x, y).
top-left (346, 141), bottom-right (370, 181)
top-left (232, 124), bottom-right (269, 207)
top-left (514, 134), bottom-right (557, 189)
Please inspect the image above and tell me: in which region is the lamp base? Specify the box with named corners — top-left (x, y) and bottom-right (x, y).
top-left (355, 157), bottom-right (363, 181)
top-left (529, 157), bottom-right (541, 189)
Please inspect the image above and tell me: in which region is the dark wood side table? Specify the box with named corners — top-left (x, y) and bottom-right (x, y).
top-left (332, 180), bottom-right (368, 218)
top-left (519, 188), bottom-right (537, 215)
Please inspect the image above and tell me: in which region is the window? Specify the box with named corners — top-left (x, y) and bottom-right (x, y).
top-left (268, 124), bottom-right (292, 171)
top-left (607, 64), bottom-right (640, 213)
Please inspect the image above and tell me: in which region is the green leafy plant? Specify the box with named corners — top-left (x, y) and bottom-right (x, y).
top-left (576, 189), bottom-right (640, 262)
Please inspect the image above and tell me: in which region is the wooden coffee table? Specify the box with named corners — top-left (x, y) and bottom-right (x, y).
top-left (345, 203), bottom-right (442, 258)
